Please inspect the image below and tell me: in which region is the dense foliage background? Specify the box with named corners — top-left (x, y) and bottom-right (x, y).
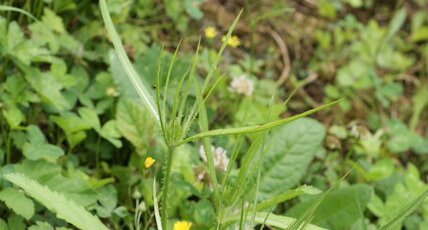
top-left (0, 0), bottom-right (427, 229)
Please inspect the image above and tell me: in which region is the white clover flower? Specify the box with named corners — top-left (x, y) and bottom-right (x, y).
top-left (199, 145), bottom-right (230, 172)
top-left (228, 75), bottom-right (254, 96)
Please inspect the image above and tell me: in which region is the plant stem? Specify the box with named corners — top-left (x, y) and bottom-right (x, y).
top-left (161, 146), bottom-right (174, 229)
top-left (6, 129), bottom-right (12, 164)
top-left (95, 135), bottom-right (101, 170)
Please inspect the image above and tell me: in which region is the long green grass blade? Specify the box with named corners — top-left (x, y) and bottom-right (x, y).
top-left (0, 5), bottom-right (38, 21)
top-left (256, 186), bottom-right (321, 211)
top-left (99, 0), bottom-right (159, 124)
top-left (222, 212), bottom-right (326, 230)
top-left (378, 190), bottom-right (428, 230)
top-left (153, 179), bottom-right (163, 230)
top-left (181, 99), bottom-right (342, 144)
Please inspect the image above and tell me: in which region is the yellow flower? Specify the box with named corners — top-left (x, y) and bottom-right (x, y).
top-left (173, 221), bottom-right (192, 230)
top-left (204, 26), bottom-right (218, 38)
top-left (144, 157), bottom-right (155, 169)
top-left (222, 35), bottom-right (241, 48)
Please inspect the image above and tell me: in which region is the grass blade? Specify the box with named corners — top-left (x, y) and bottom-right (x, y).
top-left (99, 0), bottom-right (159, 124)
top-left (0, 5), bottom-right (38, 21)
top-left (181, 99), bottom-right (342, 143)
top-left (222, 212), bottom-right (326, 230)
top-left (153, 179), bottom-right (163, 230)
top-left (378, 190), bottom-right (428, 230)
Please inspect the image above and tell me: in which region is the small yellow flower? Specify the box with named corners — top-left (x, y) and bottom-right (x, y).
top-left (106, 86), bottom-right (119, 97)
top-left (204, 26), bottom-right (218, 39)
top-left (173, 221), bottom-right (192, 230)
top-left (144, 157), bottom-right (155, 169)
top-left (222, 35), bottom-right (241, 48)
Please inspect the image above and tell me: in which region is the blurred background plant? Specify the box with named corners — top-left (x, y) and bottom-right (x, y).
top-left (0, 0), bottom-right (427, 229)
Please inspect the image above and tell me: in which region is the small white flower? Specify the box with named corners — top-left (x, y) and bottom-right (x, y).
top-left (199, 145), bottom-right (230, 172)
top-left (228, 75), bottom-right (254, 96)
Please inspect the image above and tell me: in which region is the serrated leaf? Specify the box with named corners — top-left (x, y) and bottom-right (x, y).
top-left (10, 57), bottom-right (70, 111)
top-left (22, 125), bottom-right (64, 162)
top-left (287, 184), bottom-right (373, 230)
top-left (3, 173), bottom-right (108, 230)
top-left (51, 112), bottom-right (91, 148)
top-left (100, 120), bottom-right (122, 148)
top-left (0, 187), bottom-right (35, 220)
top-left (41, 8), bottom-right (65, 33)
top-left (78, 107), bottom-right (101, 130)
top-left (116, 98), bottom-right (155, 152)
top-left (256, 118), bottom-right (325, 200)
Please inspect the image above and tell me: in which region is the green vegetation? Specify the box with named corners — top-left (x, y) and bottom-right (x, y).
top-left (0, 0), bottom-right (427, 229)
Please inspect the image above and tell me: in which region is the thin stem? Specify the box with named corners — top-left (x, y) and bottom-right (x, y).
top-left (6, 129), bottom-right (12, 164)
top-left (161, 146), bottom-right (174, 229)
top-left (95, 135), bottom-right (101, 170)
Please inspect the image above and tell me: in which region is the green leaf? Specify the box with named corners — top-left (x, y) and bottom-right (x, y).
top-left (223, 212), bottom-right (327, 230)
top-left (22, 125), bottom-right (64, 162)
top-left (386, 8), bottom-right (406, 41)
top-left (10, 58), bottom-right (70, 111)
top-left (3, 107), bottom-right (24, 129)
top-left (51, 112), bottom-right (91, 148)
top-left (0, 187), bottom-right (35, 220)
top-left (256, 185), bottom-right (322, 211)
top-left (41, 8), bottom-right (65, 33)
top-left (256, 118), bottom-right (325, 200)
top-left (3, 173), bottom-right (108, 230)
top-left (100, 120), bottom-right (122, 148)
top-left (184, 0), bottom-right (203, 20)
top-left (182, 99), bottom-right (340, 143)
top-left (7, 215), bottom-right (25, 230)
top-left (287, 184), bottom-right (373, 230)
top-left (78, 107), bottom-right (101, 130)
top-left (379, 190), bottom-right (428, 230)
top-left (99, 0), bottom-right (159, 123)
top-left (28, 221), bottom-right (54, 230)
top-left (116, 98), bottom-right (155, 152)
top-left (10, 160), bottom-right (98, 207)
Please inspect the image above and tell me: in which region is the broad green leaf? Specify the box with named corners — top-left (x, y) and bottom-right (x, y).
top-left (22, 125), bottom-right (64, 162)
top-left (9, 160), bottom-right (99, 207)
top-left (78, 107), bottom-right (101, 130)
top-left (0, 187), bottom-right (35, 220)
top-left (116, 98), bottom-right (156, 152)
top-left (28, 221), bottom-right (54, 230)
top-left (7, 215), bottom-right (25, 230)
top-left (0, 219), bottom-right (8, 230)
top-left (10, 57), bottom-right (70, 111)
top-left (51, 112), bottom-right (91, 148)
top-left (41, 8), bottom-right (65, 33)
top-left (256, 118), bottom-right (325, 200)
top-left (100, 120), bottom-right (122, 148)
top-left (223, 212), bottom-right (326, 230)
top-left (3, 173), bottom-right (108, 230)
top-left (3, 107), bottom-right (24, 129)
top-left (287, 184), bottom-right (373, 230)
